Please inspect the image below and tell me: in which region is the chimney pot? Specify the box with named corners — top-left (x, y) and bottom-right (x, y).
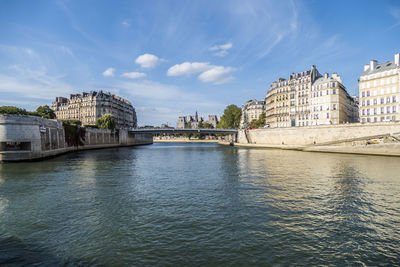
top-left (370, 60), bottom-right (377, 71)
top-left (395, 53), bottom-right (400, 66)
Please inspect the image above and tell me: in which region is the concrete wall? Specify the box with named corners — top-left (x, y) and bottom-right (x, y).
top-left (238, 122), bottom-right (400, 146)
top-left (0, 115), bottom-right (152, 161)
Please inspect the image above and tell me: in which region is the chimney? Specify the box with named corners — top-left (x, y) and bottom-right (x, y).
top-left (332, 73), bottom-right (342, 84)
top-left (324, 72), bottom-right (329, 79)
top-left (370, 60), bottom-right (377, 71)
top-left (395, 53), bottom-right (400, 66)
top-left (364, 64), bottom-right (369, 71)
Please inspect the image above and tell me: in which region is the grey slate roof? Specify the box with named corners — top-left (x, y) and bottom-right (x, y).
top-left (313, 76), bottom-right (338, 85)
top-left (361, 60), bottom-right (398, 76)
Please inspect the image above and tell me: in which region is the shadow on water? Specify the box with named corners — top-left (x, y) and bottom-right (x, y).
top-left (0, 234), bottom-right (92, 266)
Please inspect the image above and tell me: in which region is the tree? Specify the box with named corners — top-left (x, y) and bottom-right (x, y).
top-left (0, 106), bottom-right (29, 115)
top-left (96, 114), bottom-right (116, 130)
top-left (36, 105), bottom-right (56, 119)
top-left (185, 122), bottom-right (192, 129)
top-left (201, 122), bottom-right (214, 129)
top-left (249, 113), bottom-right (266, 128)
top-left (217, 104), bottom-right (242, 129)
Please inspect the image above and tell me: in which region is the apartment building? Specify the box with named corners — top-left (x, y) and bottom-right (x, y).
top-left (310, 73), bottom-right (359, 125)
top-left (240, 99), bottom-right (266, 127)
top-left (265, 65), bottom-right (357, 128)
top-left (52, 91), bottom-right (137, 129)
top-left (265, 65), bottom-right (321, 128)
top-left (359, 53), bottom-right (400, 123)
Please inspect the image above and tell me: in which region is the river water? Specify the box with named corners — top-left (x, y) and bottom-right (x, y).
top-left (0, 143), bottom-right (399, 266)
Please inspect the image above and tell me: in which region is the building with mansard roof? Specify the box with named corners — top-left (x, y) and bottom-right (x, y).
top-left (52, 91), bottom-right (137, 129)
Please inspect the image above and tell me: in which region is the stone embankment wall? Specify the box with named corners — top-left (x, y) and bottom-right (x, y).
top-left (238, 122), bottom-right (400, 146)
top-left (0, 115), bottom-right (152, 161)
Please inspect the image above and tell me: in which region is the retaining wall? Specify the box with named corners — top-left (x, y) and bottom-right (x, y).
top-left (238, 122), bottom-right (400, 146)
top-left (0, 115), bottom-right (152, 161)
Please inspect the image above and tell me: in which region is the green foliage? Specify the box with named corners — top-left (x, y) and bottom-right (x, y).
top-left (0, 106), bottom-right (30, 115)
top-left (36, 105), bottom-right (56, 119)
top-left (201, 122), bottom-right (214, 129)
top-left (96, 114), bottom-right (116, 130)
top-left (249, 113), bottom-right (266, 128)
top-left (0, 105), bottom-right (56, 119)
top-left (217, 104), bottom-right (242, 129)
top-left (198, 120), bottom-right (204, 128)
top-left (62, 120), bottom-right (85, 146)
top-left (185, 122), bottom-right (192, 129)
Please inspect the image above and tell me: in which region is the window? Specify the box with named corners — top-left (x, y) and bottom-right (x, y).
top-left (362, 101), bottom-right (365, 106)
top-left (393, 96), bottom-right (397, 103)
top-left (362, 109), bottom-right (365, 116)
top-left (327, 113), bottom-right (330, 118)
top-left (367, 100), bottom-right (370, 106)
top-left (333, 104), bottom-right (337, 110)
top-left (374, 108), bottom-right (377, 115)
top-left (373, 99), bottom-right (377, 105)
top-left (387, 97), bottom-right (391, 104)
top-left (387, 106), bottom-right (391, 113)
top-left (367, 91), bottom-right (370, 97)
top-left (393, 106), bottom-right (397, 113)
top-left (381, 107), bottom-right (384, 114)
top-left (333, 89), bottom-right (337, 94)
top-left (381, 98), bottom-right (384, 104)
top-left (0, 142), bottom-right (31, 151)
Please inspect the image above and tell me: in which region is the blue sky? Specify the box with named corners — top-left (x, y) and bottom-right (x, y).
top-left (1, 0), bottom-right (400, 126)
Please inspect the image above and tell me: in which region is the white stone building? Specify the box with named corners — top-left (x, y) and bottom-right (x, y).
top-left (52, 91), bottom-right (137, 129)
top-left (359, 53), bottom-right (400, 123)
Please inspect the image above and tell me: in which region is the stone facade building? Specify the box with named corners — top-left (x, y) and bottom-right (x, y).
top-left (310, 73), bottom-right (359, 125)
top-left (265, 65), bottom-right (357, 128)
top-left (359, 53), bottom-right (400, 123)
top-left (176, 112), bottom-right (219, 129)
top-left (240, 99), bottom-right (265, 128)
top-left (52, 91), bottom-right (137, 129)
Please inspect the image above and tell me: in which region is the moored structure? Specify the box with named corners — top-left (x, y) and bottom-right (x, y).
top-left (358, 53), bottom-right (400, 123)
top-left (52, 91), bottom-right (137, 129)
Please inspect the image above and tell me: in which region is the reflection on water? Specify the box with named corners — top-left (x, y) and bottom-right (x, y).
top-left (0, 144), bottom-right (399, 265)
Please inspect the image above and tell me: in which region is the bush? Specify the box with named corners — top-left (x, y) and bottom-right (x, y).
top-left (96, 114), bottom-right (116, 130)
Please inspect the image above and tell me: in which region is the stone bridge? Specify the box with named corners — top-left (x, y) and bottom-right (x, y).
top-left (129, 128), bottom-right (238, 135)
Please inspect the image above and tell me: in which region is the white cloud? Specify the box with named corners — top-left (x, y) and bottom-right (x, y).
top-left (209, 42), bottom-right (233, 57)
top-left (102, 67), bottom-right (115, 77)
top-left (121, 72), bottom-right (146, 79)
top-left (167, 62), bottom-right (236, 84)
top-left (135, 53), bottom-right (161, 68)
top-left (122, 19), bottom-right (131, 27)
top-left (167, 62), bottom-right (211, 76)
top-left (198, 66), bottom-right (236, 84)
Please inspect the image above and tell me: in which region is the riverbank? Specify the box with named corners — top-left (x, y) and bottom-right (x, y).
top-left (230, 141), bottom-right (400, 157)
top-left (235, 122), bottom-right (400, 156)
top-left (0, 114), bottom-right (153, 162)
top-left (154, 139), bottom-right (219, 143)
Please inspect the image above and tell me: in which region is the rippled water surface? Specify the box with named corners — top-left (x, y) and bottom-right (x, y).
top-left (0, 143), bottom-right (400, 266)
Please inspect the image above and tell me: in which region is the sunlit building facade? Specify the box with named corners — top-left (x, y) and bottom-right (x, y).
top-left (52, 91), bottom-right (137, 129)
top-left (359, 53), bottom-right (400, 123)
